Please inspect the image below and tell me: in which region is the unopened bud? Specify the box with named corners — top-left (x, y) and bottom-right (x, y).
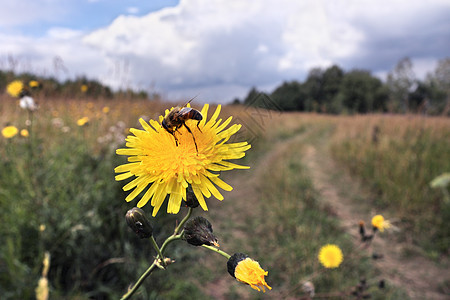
top-left (184, 216), bottom-right (219, 247)
top-left (125, 207), bottom-right (153, 239)
top-left (185, 186), bottom-right (199, 208)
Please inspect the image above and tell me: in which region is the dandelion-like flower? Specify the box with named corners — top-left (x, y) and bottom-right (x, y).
top-left (81, 84), bottom-right (88, 93)
top-left (318, 244), bottom-right (343, 268)
top-left (371, 215), bottom-right (391, 232)
top-left (115, 104), bottom-right (251, 216)
top-left (2, 126), bottom-right (19, 138)
top-left (29, 80), bottom-right (40, 88)
top-left (227, 253), bottom-right (272, 292)
top-left (77, 117), bottom-right (90, 127)
top-left (7, 80), bottom-right (24, 98)
top-left (20, 129), bottom-right (29, 137)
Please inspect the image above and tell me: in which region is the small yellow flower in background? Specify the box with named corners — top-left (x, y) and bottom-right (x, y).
top-left (35, 251), bottom-right (50, 300)
top-left (20, 129), bottom-right (29, 137)
top-left (77, 117), bottom-right (90, 127)
top-left (102, 106), bottom-right (110, 114)
top-left (115, 104), bottom-right (251, 216)
top-left (81, 84), bottom-right (88, 93)
top-left (318, 244), bottom-right (343, 268)
top-left (371, 215), bottom-right (391, 232)
top-left (39, 224), bottom-right (46, 232)
top-left (7, 80), bottom-right (24, 97)
top-left (29, 80), bottom-right (40, 88)
top-left (227, 253), bottom-right (272, 292)
top-left (2, 126), bottom-right (19, 138)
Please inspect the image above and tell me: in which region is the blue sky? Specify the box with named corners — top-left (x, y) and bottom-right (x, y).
top-left (1, 0), bottom-right (449, 103)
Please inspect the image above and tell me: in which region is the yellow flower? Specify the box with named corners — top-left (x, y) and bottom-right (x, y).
top-left (2, 126), bottom-right (19, 138)
top-left (77, 117), bottom-right (90, 127)
top-left (20, 129), bottom-right (29, 137)
top-left (29, 80), bottom-right (40, 88)
top-left (81, 84), bottom-right (88, 93)
top-left (102, 106), bottom-right (110, 114)
top-left (115, 104), bottom-right (251, 216)
top-left (7, 80), bottom-right (24, 97)
top-left (371, 215), bottom-right (391, 232)
top-left (318, 244), bottom-right (343, 268)
top-left (228, 254), bottom-right (272, 292)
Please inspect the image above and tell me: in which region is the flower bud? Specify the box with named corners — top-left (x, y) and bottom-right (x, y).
top-left (185, 185), bottom-right (199, 208)
top-left (184, 216), bottom-right (219, 247)
top-left (125, 207), bottom-right (153, 239)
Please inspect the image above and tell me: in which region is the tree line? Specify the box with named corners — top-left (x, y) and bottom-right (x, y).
top-left (0, 70), bottom-right (154, 100)
top-left (238, 57), bottom-right (450, 115)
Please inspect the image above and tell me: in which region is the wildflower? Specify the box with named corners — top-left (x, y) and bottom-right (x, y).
top-left (35, 252), bottom-right (50, 300)
top-left (7, 80), bottom-right (24, 97)
top-left (77, 117), bottom-right (89, 127)
top-left (102, 106), bottom-right (110, 114)
top-left (29, 80), bottom-right (40, 88)
top-left (184, 216), bottom-right (219, 247)
top-left (115, 104), bottom-right (251, 216)
top-left (318, 244), bottom-right (343, 268)
top-left (125, 207), bottom-right (153, 238)
top-left (371, 215), bottom-right (391, 232)
top-left (19, 95), bottom-right (38, 111)
top-left (227, 253), bottom-right (272, 292)
top-left (2, 126), bottom-right (19, 138)
top-left (20, 129), bottom-right (29, 137)
top-left (81, 84), bottom-right (88, 93)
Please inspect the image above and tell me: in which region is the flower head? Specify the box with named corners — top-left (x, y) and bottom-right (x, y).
top-left (77, 117), bottom-right (90, 127)
top-left (2, 126), bottom-right (19, 138)
top-left (115, 104), bottom-right (251, 216)
top-left (81, 84), bottom-right (88, 93)
top-left (20, 129), bottom-right (29, 137)
top-left (29, 80), bottom-right (40, 88)
top-left (7, 80), bottom-right (24, 98)
top-left (318, 244), bottom-right (343, 268)
top-left (371, 215), bottom-right (391, 232)
top-left (227, 253), bottom-right (272, 292)
top-left (184, 216), bottom-right (219, 247)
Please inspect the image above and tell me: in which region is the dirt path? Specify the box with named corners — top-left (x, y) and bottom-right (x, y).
top-left (202, 123), bottom-right (448, 299)
top-left (303, 140), bottom-right (449, 300)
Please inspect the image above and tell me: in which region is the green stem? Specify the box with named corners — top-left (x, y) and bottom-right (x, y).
top-left (120, 261), bottom-right (158, 300)
top-left (121, 208), bottom-right (194, 299)
top-left (202, 244), bottom-right (231, 259)
top-left (149, 236), bottom-right (166, 266)
top-left (174, 207), bottom-right (193, 234)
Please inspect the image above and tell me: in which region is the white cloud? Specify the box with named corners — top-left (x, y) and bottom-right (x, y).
top-left (1, 0), bottom-right (449, 102)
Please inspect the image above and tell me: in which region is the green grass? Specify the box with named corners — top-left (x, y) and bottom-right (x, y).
top-left (330, 117), bottom-right (450, 256)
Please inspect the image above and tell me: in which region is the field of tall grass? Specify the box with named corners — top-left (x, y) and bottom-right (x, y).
top-left (0, 95), bottom-right (447, 299)
top-left (330, 115), bottom-right (450, 257)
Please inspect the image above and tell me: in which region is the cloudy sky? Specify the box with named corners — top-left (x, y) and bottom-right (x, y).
top-left (1, 0), bottom-right (449, 103)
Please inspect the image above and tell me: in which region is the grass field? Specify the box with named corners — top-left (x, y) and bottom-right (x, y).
top-left (0, 96), bottom-right (448, 299)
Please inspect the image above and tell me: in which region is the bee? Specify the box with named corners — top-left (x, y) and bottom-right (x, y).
top-left (162, 98), bottom-right (203, 152)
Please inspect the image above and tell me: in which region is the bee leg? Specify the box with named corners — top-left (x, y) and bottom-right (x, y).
top-left (183, 123), bottom-right (199, 153)
top-left (196, 120), bottom-right (202, 133)
top-left (170, 132), bottom-right (179, 146)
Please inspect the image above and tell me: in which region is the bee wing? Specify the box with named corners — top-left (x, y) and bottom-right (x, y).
top-left (179, 107), bottom-right (193, 116)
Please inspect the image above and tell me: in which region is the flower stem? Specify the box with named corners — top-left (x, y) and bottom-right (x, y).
top-left (120, 260), bottom-right (158, 300)
top-left (149, 236), bottom-right (166, 266)
top-left (121, 208), bottom-right (194, 299)
top-left (202, 244), bottom-right (231, 259)
top-left (174, 207), bottom-right (193, 234)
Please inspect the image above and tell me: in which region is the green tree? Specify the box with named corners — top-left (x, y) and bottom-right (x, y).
top-left (338, 70), bottom-right (388, 113)
top-left (425, 57), bottom-right (450, 115)
top-left (387, 57), bottom-right (416, 112)
top-left (270, 81), bottom-right (306, 111)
